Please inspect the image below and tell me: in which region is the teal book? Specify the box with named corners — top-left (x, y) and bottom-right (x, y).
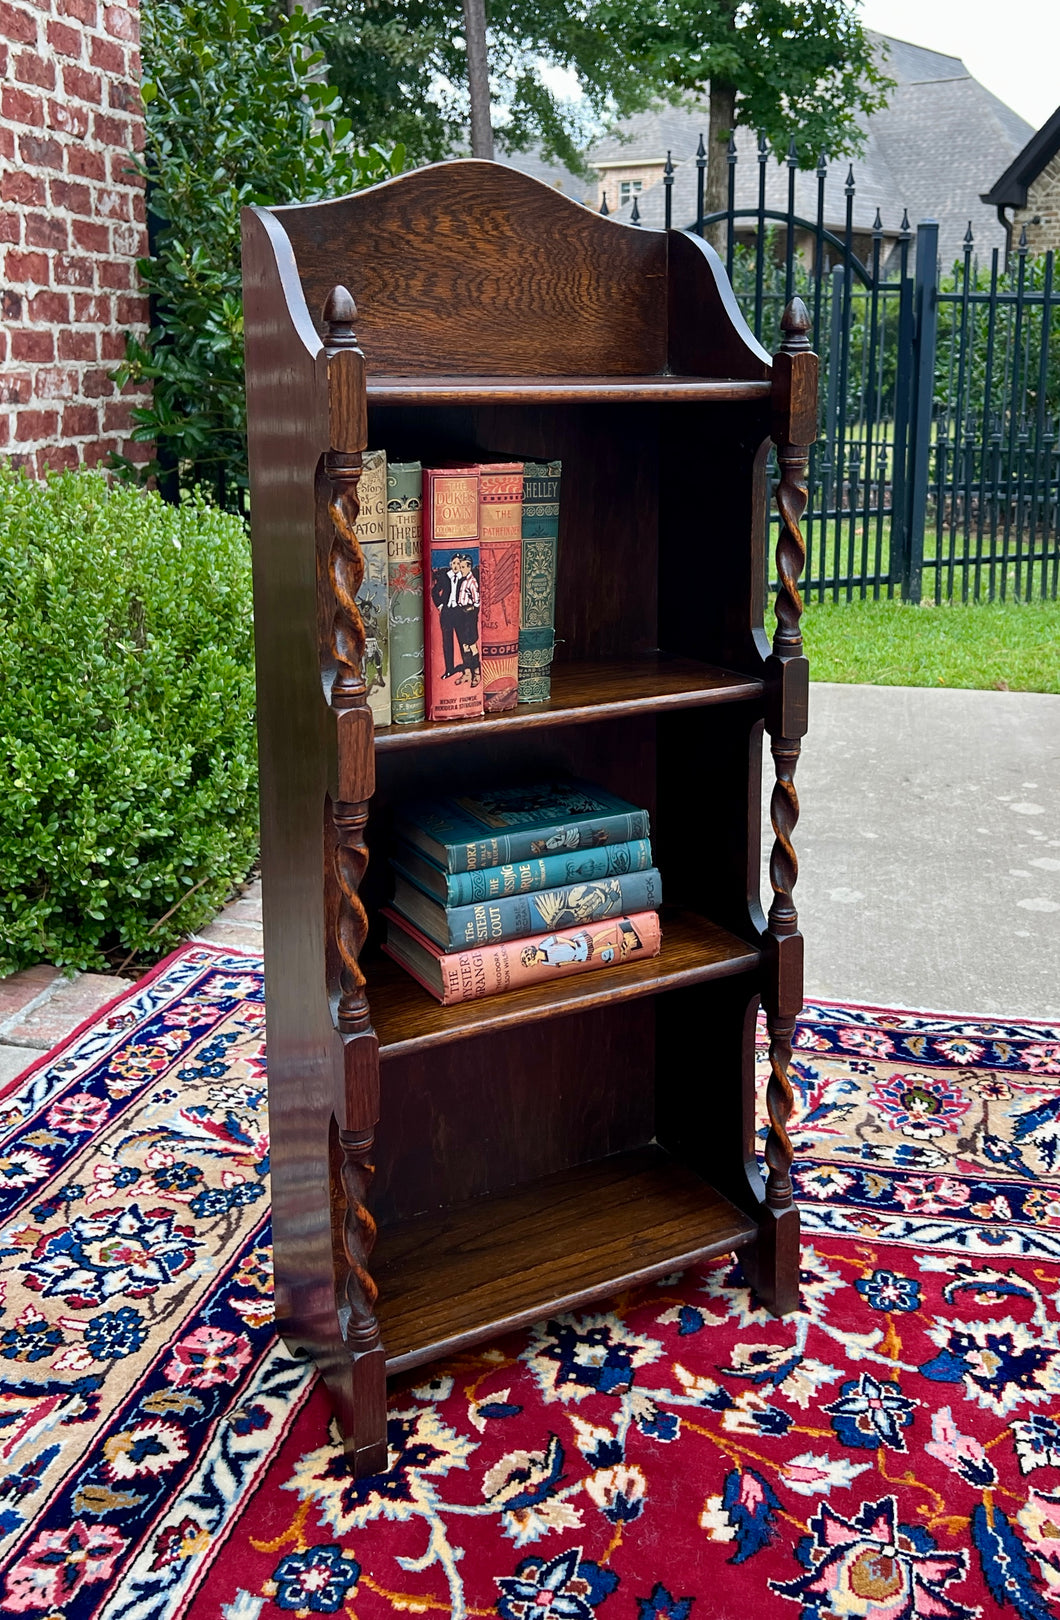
top-left (518, 460), bottom-right (561, 703)
top-left (391, 868), bottom-right (662, 950)
top-left (392, 836), bottom-right (654, 906)
top-left (392, 778), bottom-right (650, 874)
top-left (386, 461), bottom-right (425, 724)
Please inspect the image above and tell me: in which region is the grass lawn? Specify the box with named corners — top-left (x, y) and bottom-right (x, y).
top-left (797, 595), bottom-right (1060, 693)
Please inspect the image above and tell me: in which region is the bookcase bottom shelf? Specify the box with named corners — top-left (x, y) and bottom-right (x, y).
top-left (374, 1146), bottom-right (759, 1375)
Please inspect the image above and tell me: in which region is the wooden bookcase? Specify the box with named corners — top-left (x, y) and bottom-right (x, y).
top-left (241, 160), bottom-right (817, 1476)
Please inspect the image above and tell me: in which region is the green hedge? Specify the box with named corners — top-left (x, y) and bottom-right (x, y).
top-left (0, 467), bottom-right (258, 974)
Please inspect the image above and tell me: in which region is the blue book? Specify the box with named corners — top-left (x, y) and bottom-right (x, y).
top-left (392, 779), bottom-right (650, 875)
top-left (391, 868), bottom-right (662, 950)
top-left (392, 837), bottom-right (654, 906)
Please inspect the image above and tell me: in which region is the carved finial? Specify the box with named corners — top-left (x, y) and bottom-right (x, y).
top-left (630, 194), bottom-right (641, 226)
top-left (787, 136), bottom-right (797, 168)
top-left (816, 149), bottom-right (827, 177)
top-left (323, 285), bottom-right (359, 351)
top-left (696, 132), bottom-right (706, 165)
top-left (873, 207), bottom-right (882, 234)
top-left (780, 296), bottom-right (812, 353)
top-left (900, 207), bottom-right (910, 237)
top-left (599, 190), bottom-right (609, 216)
top-left (845, 163), bottom-right (855, 194)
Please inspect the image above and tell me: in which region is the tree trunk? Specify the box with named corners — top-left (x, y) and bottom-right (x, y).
top-left (462, 0), bottom-right (494, 160)
top-left (706, 78), bottom-right (736, 252)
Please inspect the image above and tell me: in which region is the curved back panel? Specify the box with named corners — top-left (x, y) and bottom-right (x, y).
top-left (275, 160), bottom-right (668, 376)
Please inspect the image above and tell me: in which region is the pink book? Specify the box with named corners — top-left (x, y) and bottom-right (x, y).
top-left (422, 466), bottom-right (483, 721)
top-left (382, 906), bottom-right (662, 1005)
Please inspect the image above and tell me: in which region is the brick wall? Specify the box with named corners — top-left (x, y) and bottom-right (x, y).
top-left (1014, 151), bottom-right (1060, 257)
top-left (0, 0), bottom-right (150, 475)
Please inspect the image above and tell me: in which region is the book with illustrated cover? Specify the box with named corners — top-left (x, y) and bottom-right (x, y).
top-left (391, 867), bottom-right (662, 950)
top-left (355, 448), bottom-right (390, 728)
top-left (386, 460), bottom-right (425, 724)
top-left (477, 462), bottom-right (523, 712)
top-left (423, 467), bottom-right (483, 722)
top-left (382, 907), bottom-right (662, 1004)
top-left (518, 460), bottom-right (561, 703)
top-left (391, 836), bottom-right (655, 907)
top-left (392, 778), bottom-right (650, 874)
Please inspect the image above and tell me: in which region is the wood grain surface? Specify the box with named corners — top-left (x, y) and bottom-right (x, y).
top-left (374, 1145), bottom-right (759, 1372)
top-left (369, 909), bottom-right (760, 1058)
top-left (374, 657), bottom-right (763, 752)
top-left (366, 375), bottom-right (773, 404)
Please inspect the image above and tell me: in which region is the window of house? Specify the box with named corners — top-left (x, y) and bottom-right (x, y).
top-left (619, 179), bottom-right (643, 205)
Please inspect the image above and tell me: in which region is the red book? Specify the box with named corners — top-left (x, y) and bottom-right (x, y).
top-left (382, 906), bottom-right (662, 1004)
top-left (477, 462), bottom-right (523, 712)
top-left (422, 467), bottom-right (483, 722)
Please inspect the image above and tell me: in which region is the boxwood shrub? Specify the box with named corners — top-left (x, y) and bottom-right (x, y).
top-left (0, 466), bottom-right (258, 973)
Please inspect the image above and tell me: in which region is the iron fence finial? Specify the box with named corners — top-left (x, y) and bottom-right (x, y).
top-left (599, 191), bottom-right (609, 216)
top-left (817, 150), bottom-right (827, 176)
top-left (845, 164), bottom-right (855, 194)
top-left (787, 137), bottom-right (797, 168)
top-left (873, 208), bottom-right (882, 234)
top-left (728, 132), bottom-right (737, 162)
top-left (900, 207), bottom-right (910, 237)
top-left (630, 194), bottom-right (641, 226)
top-left (696, 133), bottom-right (706, 165)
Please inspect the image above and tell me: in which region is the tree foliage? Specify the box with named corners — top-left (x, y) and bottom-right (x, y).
top-left (117, 0), bottom-right (402, 507)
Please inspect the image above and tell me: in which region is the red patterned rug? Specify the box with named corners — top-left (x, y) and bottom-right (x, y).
top-left (1, 943), bottom-right (1059, 1619)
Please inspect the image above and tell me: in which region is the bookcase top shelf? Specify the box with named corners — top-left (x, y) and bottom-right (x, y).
top-left (370, 909), bottom-right (760, 1059)
top-left (366, 375), bottom-right (773, 405)
top-left (374, 657), bottom-right (763, 752)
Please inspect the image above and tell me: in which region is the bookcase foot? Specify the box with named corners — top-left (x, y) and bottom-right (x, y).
top-left (741, 1205), bottom-right (802, 1317)
top-left (322, 1344), bottom-right (389, 1476)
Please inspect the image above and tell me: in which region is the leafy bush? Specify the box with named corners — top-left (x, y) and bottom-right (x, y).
top-left (115, 0), bottom-right (403, 508)
top-left (0, 467), bottom-right (258, 974)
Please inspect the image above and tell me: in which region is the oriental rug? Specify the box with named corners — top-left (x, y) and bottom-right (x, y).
top-left (0, 944), bottom-right (1059, 1620)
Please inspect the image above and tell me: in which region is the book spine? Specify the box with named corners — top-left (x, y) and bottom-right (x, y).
top-left (478, 463), bottom-right (523, 712)
top-left (355, 449), bottom-right (391, 728)
top-left (446, 837), bottom-right (654, 905)
top-left (455, 807), bottom-right (650, 873)
top-left (387, 461), bottom-right (425, 724)
top-left (443, 869), bottom-right (662, 948)
top-left (518, 460), bottom-right (561, 703)
top-left (436, 910), bottom-right (661, 1003)
top-left (422, 468), bottom-right (483, 722)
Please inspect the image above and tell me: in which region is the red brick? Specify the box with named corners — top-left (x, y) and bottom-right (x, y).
top-left (109, 79), bottom-right (139, 114)
top-left (62, 402), bottom-right (99, 435)
top-left (15, 47), bottom-right (54, 89)
top-left (110, 221), bottom-right (142, 257)
top-left (2, 84), bottom-right (43, 125)
top-left (0, 416), bottom-right (9, 447)
top-left (94, 113), bottom-right (129, 148)
top-left (72, 218), bottom-right (109, 252)
top-left (63, 63), bottom-right (101, 103)
top-left (108, 149), bottom-right (138, 185)
top-left (46, 16), bottom-right (82, 56)
top-left (1, 288), bottom-right (23, 319)
top-left (0, 126), bottom-right (14, 161)
top-left (0, 2), bottom-right (37, 45)
top-left (58, 328), bottom-right (97, 360)
top-left (127, 48), bottom-right (139, 77)
top-left (28, 288), bottom-right (70, 323)
top-left (121, 438), bottom-right (152, 465)
top-left (103, 399), bottom-right (134, 431)
top-left (82, 438), bottom-right (114, 468)
top-left (6, 247), bottom-right (49, 283)
top-left (37, 444), bottom-right (81, 474)
top-left (89, 32), bottom-right (122, 72)
top-left (7, 451), bottom-right (34, 472)
top-left (57, 0), bottom-right (97, 23)
top-left (16, 408), bottom-right (60, 441)
top-left (11, 327), bottom-right (54, 361)
top-left (67, 145), bottom-right (105, 180)
top-left (33, 365), bottom-right (80, 399)
top-left (95, 186), bottom-right (128, 220)
top-left (54, 251), bottom-right (95, 286)
top-left (0, 41), bottom-right (6, 76)
top-left (0, 209), bottom-right (19, 244)
top-left (99, 330), bottom-right (125, 360)
top-left (73, 291), bottom-right (109, 321)
top-left (0, 372), bottom-right (32, 405)
top-left (26, 210), bottom-right (67, 249)
top-left (104, 4), bottom-right (136, 41)
top-left (49, 177), bottom-right (91, 214)
top-left (130, 188), bottom-right (146, 223)
top-left (98, 257), bottom-right (130, 289)
top-left (3, 171), bottom-right (45, 207)
top-left (48, 96), bottom-right (90, 137)
top-left (82, 367), bottom-right (113, 398)
top-left (20, 133), bottom-right (63, 168)
top-left (116, 293), bottom-right (147, 325)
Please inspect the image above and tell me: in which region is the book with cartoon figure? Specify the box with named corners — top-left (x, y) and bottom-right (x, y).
top-left (391, 867), bottom-right (662, 950)
top-left (423, 466), bottom-right (483, 722)
top-left (392, 778), bottom-right (651, 874)
top-left (382, 907), bottom-right (662, 1004)
top-left (391, 836), bottom-right (654, 907)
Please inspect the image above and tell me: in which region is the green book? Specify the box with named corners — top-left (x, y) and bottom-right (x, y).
top-left (387, 461), bottom-right (425, 724)
top-left (518, 460), bottom-right (561, 703)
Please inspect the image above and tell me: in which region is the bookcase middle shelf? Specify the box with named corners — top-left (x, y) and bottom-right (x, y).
top-left (368, 908), bottom-right (759, 1059)
top-left (372, 655), bottom-right (763, 752)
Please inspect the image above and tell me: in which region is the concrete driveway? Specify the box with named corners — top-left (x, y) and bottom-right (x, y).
top-left (767, 683), bottom-right (1060, 1019)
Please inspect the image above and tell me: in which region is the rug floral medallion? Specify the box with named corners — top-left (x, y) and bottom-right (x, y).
top-left (0, 946), bottom-right (1059, 1619)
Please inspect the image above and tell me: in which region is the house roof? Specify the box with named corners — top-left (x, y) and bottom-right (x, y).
top-left (982, 105), bottom-right (1060, 208)
top-left (604, 33), bottom-right (1033, 263)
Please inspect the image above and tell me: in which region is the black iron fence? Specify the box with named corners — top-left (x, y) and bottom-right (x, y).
top-left (635, 140), bottom-right (1060, 602)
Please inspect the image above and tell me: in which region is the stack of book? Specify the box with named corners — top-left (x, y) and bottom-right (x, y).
top-left (354, 452), bottom-right (562, 729)
top-left (382, 779), bottom-right (663, 1004)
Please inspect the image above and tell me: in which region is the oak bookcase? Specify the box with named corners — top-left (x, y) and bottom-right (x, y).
top-left (241, 160), bottom-right (817, 1476)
